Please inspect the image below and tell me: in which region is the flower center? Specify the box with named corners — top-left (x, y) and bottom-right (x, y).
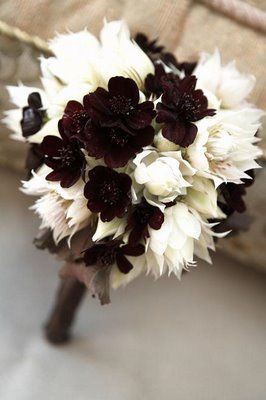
top-left (108, 128), bottom-right (130, 147)
top-left (100, 181), bottom-right (121, 205)
top-left (109, 95), bottom-right (133, 115)
top-left (179, 94), bottom-right (200, 120)
top-left (71, 110), bottom-right (90, 134)
top-left (59, 145), bottom-right (78, 167)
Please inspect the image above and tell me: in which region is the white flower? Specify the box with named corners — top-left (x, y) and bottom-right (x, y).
top-left (99, 20), bottom-right (154, 89)
top-left (194, 49), bottom-right (255, 109)
top-left (186, 108), bottom-right (263, 187)
top-left (184, 176), bottom-right (225, 219)
top-left (92, 217), bottom-right (127, 242)
top-left (21, 165), bottom-right (91, 243)
top-left (147, 202), bottom-right (228, 278)
top-left (133, 149), bottom-right (195, 208)
top-left (46, 30), bottom-right (100, 85)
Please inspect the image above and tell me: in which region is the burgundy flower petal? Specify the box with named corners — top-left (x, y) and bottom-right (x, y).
top-left (179, 75), bottom-right (197, 93)
top-left (122, 243), bottom-right (145, 256)
top-left (60, 169), bottom-right (81, 188)
top-left (87, 198), bottom-right (104, 213)
top-left (116, 253), bottom-right (133, 274)
top-left (162, 121), bottom-right (186, 144)
top-left (84, 246), bottom-right (101, 266)
top-left (108, 76), bottom-right (139, 104)
top-left (45, 169), bottom-right (66, 182)
top-left (40, 136), bottom-right (63, 157)
top-left (64, 100), bottom-right (84, 114)
top-left (104, 148), bottom-right (134, 169)
top-left (179, 123), bottom-right (197, 147)
top-left (127, 108), bottom-right (155, 130)
top-left (128, 225), bottom-right (146, 246)
top-left (118, 173), bottom-right (132, 192)
top-left (100, 207), bottom-right (117, 222)
top-left (149, 208), bottom-right (164, 230)
top-left (84, 88), bottom-right (110, 114)
top-left (130, 126), bottom-right (154, 148)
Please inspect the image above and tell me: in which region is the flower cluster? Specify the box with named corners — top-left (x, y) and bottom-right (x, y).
top-left (5, 21), bottom-right (262, 302)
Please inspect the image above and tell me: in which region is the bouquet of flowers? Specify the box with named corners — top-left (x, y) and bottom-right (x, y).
top-left (4, 20), bottom-right (263, 305)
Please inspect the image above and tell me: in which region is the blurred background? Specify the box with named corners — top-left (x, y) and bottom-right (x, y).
top-left (0, 1), bottom-right (265, 399)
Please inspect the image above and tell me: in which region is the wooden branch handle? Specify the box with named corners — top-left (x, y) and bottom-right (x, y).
top-left (44, 277), bottom-right (86, 344)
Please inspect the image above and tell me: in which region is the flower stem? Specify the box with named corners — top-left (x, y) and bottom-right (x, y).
top-left (44, 277), bottom-right (86, 344)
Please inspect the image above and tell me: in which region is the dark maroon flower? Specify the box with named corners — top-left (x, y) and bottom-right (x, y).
top-left (156, 76), bottom-right (216, 147)
top-left (40, 121), bottom-right (85, 188)
top-left (219, 170), bottom-right (255, 214)
top-left (84, 166), bottom-right (132, 222)
top-left (177, 61), bottom-right (197, 76)
top-left (25, 143), bottom-right (44, 179)
top-left (127, 198), bottom-right (164, 245)
top-left (21, 92), bottom-right (46, 138)
top-left (84, 240), bottom-right (145, 274)
top-left (83, 76), bottom-right (156, 132)
top-left (60, 100), bottom-right (90, 139)
top-left (83, 122), bottom-right (154, 168)
top-left (135, 33), bottom-right (164, 58)
top-left (145, 64), bottom-right (180, 98)
top-left (135, 32), bottom-right (197, 74)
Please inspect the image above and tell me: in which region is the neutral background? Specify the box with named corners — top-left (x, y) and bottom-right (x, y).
top-left (0, 168), bottom-right (266, 399)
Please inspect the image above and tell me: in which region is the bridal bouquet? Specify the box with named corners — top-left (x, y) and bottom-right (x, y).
top-left (4, 20), bottom-right (263, 304)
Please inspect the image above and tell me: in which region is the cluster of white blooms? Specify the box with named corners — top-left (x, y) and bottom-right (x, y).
top-left (4, 20), bottom-right (263, 290)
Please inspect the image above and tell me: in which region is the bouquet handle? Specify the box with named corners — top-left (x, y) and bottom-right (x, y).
top-left (44, 277), bottom-right (86, 344)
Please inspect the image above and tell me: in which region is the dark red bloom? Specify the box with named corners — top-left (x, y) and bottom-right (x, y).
top-left (135, 33), bottom-right (164, 58)
top-left (21, 92), bottom-right (46, 138)
top-left (83, 122), bottom-right (154, 168)
top-left (127, 198), bottom-right (164, 245)
top-left (156, 76), bottom-right (215, 147)
top-left (135, 32), bottom-right (197, 74)
top-left (84, 240), bottom-right (145, 274)
top-left (83, 76), bottom-right (156, 132)
top-left (145, 64), bottom-right (180, 98)
top-left (60, 100), bottom-right (90, 139)
top-left (84, 166), bottom-right (132, 222)
top-left (40, 121), bottom-right (85, 188)
top-left (177, 61), bottom-right (197, 76)
top-left (219, 171), bottom-right (255, 214)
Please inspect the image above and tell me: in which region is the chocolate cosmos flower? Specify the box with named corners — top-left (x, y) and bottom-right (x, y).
top-left (21, 92), bottom-right (46, 138)
top-left (135, 32), bottom-right (197, 74)
top-left (84, 240), bottom-right (145, 274)
top-left (127, 198), bottom-right (164, 245)
top-left (219, 171), bottom-right (255, 214)
top-left (84, 122), bottom-right (154, 168)
top-left (83, 76), bottom-right (156, 132)
top-left (145, 64), bottom-right (180, 98)
top-left (84, 166), bottom-right (132, 222)
top-left (40, 121), bottom-right (85, 188)
top-left (60, 100), bottom-right (90, 139)
top-left (156, 76), bottom-right (215, 147)
top-left (135, 33), bottom-right (164, 58)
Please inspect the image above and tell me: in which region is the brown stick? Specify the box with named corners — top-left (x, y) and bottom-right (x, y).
top-left (44, 277), bottom-right (86, 344)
